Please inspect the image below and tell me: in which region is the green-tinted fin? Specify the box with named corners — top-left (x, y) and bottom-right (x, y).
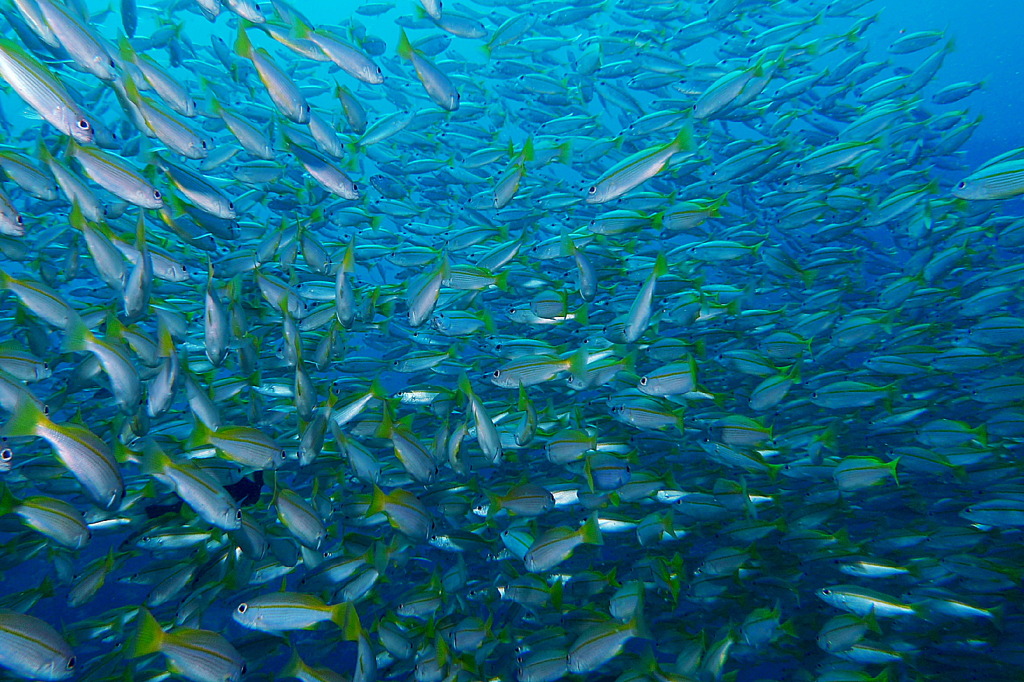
top-left (396, 29), bottom-right (414, 59)
top-left (520, 136), bottom-right (534, 163)
top-left (131, 608), bottom-right (165, 658)
top-left (435, 632), bottom-right (450, 667)
top-left (652, 252), bottom-right (669, 278)
top-left (580, 513), bottom-right (603, 546)
top-left (375, 401), bottom-right (393, 439)
top-left (370, 540), bottom-right (389, 573)
top-left (1, 398), bottom-right (46, 438)
top-left (367, 485), bottom-right (388, 516)
top-left (670, 126), bottom-right (693, 153)
top-left (139, 441), bottom-right (170, 476)
top-left (568, 347), bottom-right (589, 383)
top-left (574, 303), bottom-right (589, 326)
top-left (550, 577), bottom-right (563, 611)
top-left (481, 308), bottom-right (496, 332)
top-left (186, 419), bottom-right (214, 449)
top-left (0, 482), bottom-right (18, 516)
top-left (63, 315), bottom-right (92, 353)
top-left (281, 649), bottom-right (305, 679)
top-left (456, 373), bottom-right (474, 400)
top-left (887, 457), bottom-right (900, 487)
top-left (331, 602), bottom-right (362, 640)
top-left (234, 27), bottom-right (253, 57)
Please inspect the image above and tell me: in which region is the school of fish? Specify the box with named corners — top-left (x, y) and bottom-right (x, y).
top-left (0, 0), bottom-right (1021, 680)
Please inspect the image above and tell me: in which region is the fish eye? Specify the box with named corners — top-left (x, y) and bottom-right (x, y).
top-left (640, 376), bottom-right (648, 385)
top-left (237, 603), bottom-right (248, 613)
top-left (201, 140), bottom-right (208, 149)
top-left (587, 186), bottom-right (597, 194)
top-left (235, 509), bottom-right (242, 520)
top-left (228, 202), bottom-right (234, 210)
top-left (77, 118), bottom-right (91, 130)
top-left (376, 67), bottom-right (382, 74)
top-left (956, 181), bottom-right (966, 189)
top-left (241, 664), bottom-right (248, 674)
top-left (153, 189), bottom-right (162, 199)
top-left (0, 448), bottom-right (11, 462)
top-left (15, 215), bottom-right (23, 225)
top-left (66, 656), bottom-right (76, 670)
top-left (492, 370), bottom-right (501, 378)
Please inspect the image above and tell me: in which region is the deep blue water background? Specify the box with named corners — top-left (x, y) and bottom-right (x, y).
top-left (0, 0), bottom-right (1022, 680)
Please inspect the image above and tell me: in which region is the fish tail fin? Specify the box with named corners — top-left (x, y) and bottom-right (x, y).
top-left (234, 26), bottom-right (253, 58)
top-left (367, 484), bottom-right (388, 516)
top-left (369, 539), bottom-right (390, 573)
top-left (0, 481), bottom-right (17, 516)
top-left (580, 513), bottom-right (603, 546)
top-left (368, 378), bottom-right (385, 400)
top-left (123, 71), bottom-right (142, 103)
top-left (671, 125), bottom-right (693, 152)
top-left (1, 397), bottom-right (45, 438)
top-left (139, 441), bottom-right (170, 476)
top-left (456, 373), bottom-right (474, 400)
top-left (117, 35), bottom-right (138, 63)
top-left (131, 607), bottom-right (165, 658)
top-left (63, 315), bottom-right (92, 353)
top-left (331, 602), bottom-right (362, 640)
top-left (375, 400), bottom-right (394, 439)
top-left (187, 419), bottom-right (213, 449)
top-left (479, 309), bottom-right (497, 335)
top-left (397, 29), bottom-right (414, 59)
top-left (653, 252), bottom-right (669, 278)
top-left (569, 347), bottom-right (589, 386)
top-left (520, 136), bottom-right (535, 163)
top-left (708, 191), bottom-right (729, 216)
top-left (557, 140), bottom-right (572, 165)
top-left (282, 650), bottom-right (306, 678)
top-left (887, 457), bottom-right (900, 487)
top-left (483, 490), bottom-right (500, 519)
top-left (630, 611), bottom-right (651, 640)
top-left (574, 302), bottom-right (589, 326)
top-left (341, 237), bottom-right (356, 273)
top-left (291, 19), bottom-right (312, 39)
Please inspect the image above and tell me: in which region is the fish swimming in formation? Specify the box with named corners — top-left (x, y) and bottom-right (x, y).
top-left (0, 0), bottom-right (1018, 681)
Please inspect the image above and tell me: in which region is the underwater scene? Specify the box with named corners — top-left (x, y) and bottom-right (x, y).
top-left (0, 0), bottom-right (1023, 680)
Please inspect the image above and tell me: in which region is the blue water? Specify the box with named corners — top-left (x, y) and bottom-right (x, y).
top-left (1, 0), bottom-right (1023, 681)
